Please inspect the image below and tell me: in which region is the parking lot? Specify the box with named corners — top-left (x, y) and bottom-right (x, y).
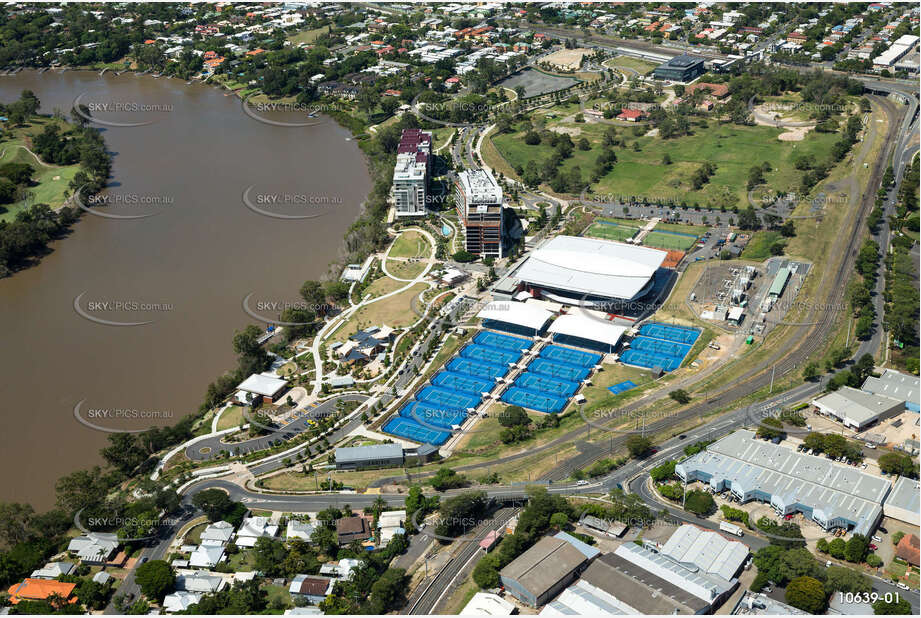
top-left (496, 68), bottom-right (578, 98)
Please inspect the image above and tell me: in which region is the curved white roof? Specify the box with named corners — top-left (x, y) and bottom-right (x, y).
top-left (548, 313), bottom-right (627, 348)
top-left (516, 236), bottom-right (667, 301)
top-left (477, 301), bottom-right (552, 331)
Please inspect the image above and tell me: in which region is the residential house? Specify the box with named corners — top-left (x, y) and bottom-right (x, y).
top-left (896, 534), bottom-right (920, 567)
top-left (6, 580), bottom-right (77, 606)
top-left (200, 521), bottom-right (235, 546)
top-left (176, 571), bottom-right (225, 594)
top-left (189, 544), bottom-right (225, 569)
top-left (67, 532), bottom-right (120, 565)
top-left (30, 562), bottom-right (75, 580)
top-left (235, 516), bottom-right (279, 548)
top-left (163, 591), bottom-right (203, 613)
top-left (336, 516), bottom-right (371, 545)
top-left (288, 575), bottom-right (334, 605)
top-left (286, 520), bottom-right (316, 542)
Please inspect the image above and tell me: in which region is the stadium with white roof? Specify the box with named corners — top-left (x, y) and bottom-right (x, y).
top-left (514, 236), bottom-right (668, 310)
top-left (676, 430), bottom-right (890, 535)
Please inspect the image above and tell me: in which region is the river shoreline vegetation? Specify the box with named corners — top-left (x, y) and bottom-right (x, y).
top-left (0, 90), bottom-right (110, 277)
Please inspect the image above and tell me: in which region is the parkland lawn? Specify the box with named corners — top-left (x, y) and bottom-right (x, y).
top-left (490, 120), bottom-right (839, 208)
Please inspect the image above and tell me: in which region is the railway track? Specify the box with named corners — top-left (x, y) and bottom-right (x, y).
top-left (540, 95), bottom-right (904, 480)
top-left (405, 507), bottom-right (518, 615)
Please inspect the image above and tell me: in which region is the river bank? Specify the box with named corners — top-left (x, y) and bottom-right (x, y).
top-left (0, 69), bottom-right (375, 509)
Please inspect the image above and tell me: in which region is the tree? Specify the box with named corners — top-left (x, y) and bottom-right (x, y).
top-left (872, 597), bottom-right (913, 614)
top-left (684, 490), bottom-right (715, 517)
top-left (625, 435), bottom-right (652, 458)
top-left (472, 553), bottom-right (502, 588)
top-left (253, 538), bottom-right (288, 576)
top-left (825, 565), bottom-right (872, 594)
top-left (549, 512), bottom-right (569, 530)
top-left (649, 460), bottom-right (676, 482)
top-left (785, 576), bottom-right (828, 614)
top-left (828, 537), bottom-right (847, 559)
top-left (866, 554), bottom-right (882, 568)
top-left (0, 502), bottom-right (35, 546)
top-left (662, 152), bottom-right (672, 165)
top-left (430, 467), bottom-right (467, 491)
top-left (756, 417), bottom-right (784, 440)
top-left (669, 389), bottom-right (690, 404)
top-left (135, 560), bottom-right (175, 602)
top-left (192, 489), bottom-right (234, 522)
top-left (367, 568), bottom-right (408, 614)
top-left (803, 362), bottom-right (820, 381)
top-left (498, 406), bottom-right (529, 427)
top-left (844, 534), bottom-right (869, 563)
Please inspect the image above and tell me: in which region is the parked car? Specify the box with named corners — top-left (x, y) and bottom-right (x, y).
top-left (872, 535), bottom-right (882, 543)
top-left (896, 582), bottom-right (910, 591)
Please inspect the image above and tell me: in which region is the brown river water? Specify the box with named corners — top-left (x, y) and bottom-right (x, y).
top-left (0, 71), bottom-right (370, 509)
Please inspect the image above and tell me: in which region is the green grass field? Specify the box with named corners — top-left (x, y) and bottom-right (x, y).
top-left (491, 120), bottom-right (840, 206)
top-left (603, 56), bottom-right (658, 75)
top-left (388, 230), bottom-right (430, 259)
top-left (585, 221), bottom-right (638, 242)
top-left (643, 230), bottom-right (697, 251)
top-left (0, 141), bottom-right (80, 222)
top-left (741, 230), bottom-right (783, 260)
top-left (286, 25), bottom-right (331, 46)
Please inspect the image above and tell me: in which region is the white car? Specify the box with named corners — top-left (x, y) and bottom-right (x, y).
top-left (896, 582), bottom-right (910, 591)
top-left (872, 535), bottom-right (882, 543)
top-left (576, 480), bottom-right (589, 486)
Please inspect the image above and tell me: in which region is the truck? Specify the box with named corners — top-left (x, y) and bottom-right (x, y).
top-left (720, 521), bottom-right (744, 537)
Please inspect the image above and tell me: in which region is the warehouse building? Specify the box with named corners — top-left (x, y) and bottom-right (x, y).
top-left (862, 369), bottom-right (920, 412)
top-left (883, 476), bottom-right (920, 527)
top-left (499, 535), bottom-right (590, 607)
top-left (660, 524), bottom-right (749, 583)
top-left (812, 386), bottom-right (905, 431)
top-left (460, 592), bottom-right (515, 615)
top-left (653, 54), bottom-right (706, 81)
top-left (539, 579), bottom-right (626, 616)
top-left (514, 236), bottom-right (667, 310)
top-left (576, 551), bottom-right (710, 614)
top-left (767, 266), bottom-right (791, 298)
top-left (614, 542), bottom-right (736, 606)
top-left (334, 443), bottom-right (404, 470)
top-left (676, 430), bottom-right (889, 536)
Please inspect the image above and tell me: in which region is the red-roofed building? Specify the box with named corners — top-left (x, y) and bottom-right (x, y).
top-left (246, 48), bottom-right (266, 56)
top-left (7, 580), bottom-right (77, 606)
top-left (686, 82), bottom-right (730, 99)
top-left (144, 39), bottom-right (156, 45)
top-left (617, 109), bottom-right (646, 122)
top-left (896, 534), bottom-right (920, 567)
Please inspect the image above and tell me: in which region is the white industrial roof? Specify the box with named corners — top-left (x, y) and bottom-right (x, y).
top-left (676, 430), bottom-right (889, 535)
top-left (516, 236), bottom-right (667, 301)
top-left (614, 542), bottom-right (731, 603)
top-left (660, 525), bottom-right (749, 583)
top-left (539, 579), bottom-right (627, 616)
top-left (477, 301), bottom-right (553, 331)
top-left (862, 369), bottom-right (919, 407)
top-left (885, 476), bottom-right (920, 516)
top-left (460, 592), bottom-right (516, 616)
top-left (237, 373), bottom-right (288, 396)
top-left (548, 313), bottom-right (627, 348)
top-left (813, 386), bottom-right (905, 426)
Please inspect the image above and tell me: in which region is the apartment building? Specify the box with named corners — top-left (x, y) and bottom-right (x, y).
top-left (454, 169), bottom-right (504, 258)
top-left (392, 129), bottom-right (432, 217)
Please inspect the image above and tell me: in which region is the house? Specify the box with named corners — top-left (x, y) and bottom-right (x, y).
top-left (896, 534), bottom-right (920, 567)
top-left (189, 544), bottom-right (225, 569)
top-left (163, 591), bottom-right (203, 613)
top-left (92, 572), bottom-right (111, 586)
top-left (288, 575), bottom-right (334, 605)
top-left (6, 580), bottom-right (77, 606)
top-left (319, 558), bottom-right (362, 580)
top-left (30, 562), bottom-right (75, 580)
top-left (235, 516), bottom-right (280, 547)
top-left (286, 520), bottom-right (316, 542)
top-left (617, 109), bottom-right (646, 122)
top-left (176, 571), bottom-right (225, 594)
top-left (67, 532), bottom-right (119, 564)
top-left (200, 521), bottom-right (235, 546)
top-left (336, 516), bottom-right (371, 545)
top-left (685, 82), bottom-right (730, 99)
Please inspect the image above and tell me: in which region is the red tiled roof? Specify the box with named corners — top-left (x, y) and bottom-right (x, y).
top-left (896, 534), bottom-right (920, 567)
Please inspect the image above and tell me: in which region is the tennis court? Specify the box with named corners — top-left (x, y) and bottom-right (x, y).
top-left (515, 372), bottom-right (580, 397)
top-left (475, 330), bottom-right (533, 352)
top-left (620, 348), bottom-right (683, 372)
top-left (607, 380), bottom-right (638, 395)
top-left (447, 357), bottom-right (508, 380)
top-left (540, 345), bottom-right (602, 368)
top-left (638, 323), bottom-right (700, 345)
top-left (383, 416), bottom-right (451, 445)
top-left (399, 400), bottom-right (467, 428)
top-left (631, 337), bottom-right (692, 359)
top-left (461, 343), bottom-right (521, 366)
top-left (431, 371), bottom-right (494, 396)
top-left (528, 357), bottom-right (591, 382)
top-left (417, 386), bottom-right (481, 410)
top-left (501, 386), bottom-right (569, 414)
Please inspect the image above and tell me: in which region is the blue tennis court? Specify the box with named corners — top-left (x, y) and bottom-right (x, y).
top-left (528, 357), bottom-right (590, 382)
top-left (501, 387), bottom-right (569, 414)
top-left (417, 386), bottom-right (481, 410)
top-left (607, 380), bottom-right (637, 395)
top-left (620, 348), bottom-right (682, 372)
top-left (631, 337), bottom-right (692, 359)
top-left (540, 345), bottom-right (602, 368)
top-left (399, 400), bottom-right (467, 428)
top-left (515, 372), bottom-right (579, 397)
top-left (461, 344), bottom-right (520, 366)
top-left (475, 331), bottom-right (532, 353)
top-left (431, 371), bottom-right (494, 396)
top-left (383, 417), bottom-right (451, 445)
top-left (447, 357), bottom-right (508, 380)
top-left (638, 323), bottom-right (700, 345)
